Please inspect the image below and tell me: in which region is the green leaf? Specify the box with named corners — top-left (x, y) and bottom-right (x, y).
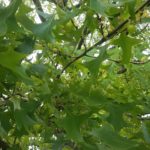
top-left (0, 50), bottom-right (25, 68)
top-left (85, 46), bottom-right (107, 76)
top-left (0, 122), bottom-right (7, 137)
top-left (126, 0), bottom-right (136, 20)
top-left (14, 109), bottom-right (35, 130)
top-left (0, 112), bottom-right (12, 132)
top-left (88, 0), bottom-right (108, 15)
top-left (113, 33), bottom-right (141, 64)
top-left (141, 122), bottom-right (150, 143)
top-left (91, 123), bottom-right (137, 150)
top-left (0, 0), bottom-right (22, 35)
top-left (83, 89), bottom-right (107, 106)
top-left (15, 36), bottom-right (35, 54)
top-left (0, 50), bottom-right (30, 81)
top-left (12, 99), bottom-right (21, 110)
top-left (106, 103), bottom-right (133, 131)
top-left (17, 15), bottom-right (55, 42)
top-left (0, 21), bottom-right (7, 36)
top-left (71, 82), bottom-right (107, 106)
top-left (6, 15), bottom-right (21, 32)
top-left (60, 114), bottom-right (89, 141)
top-left (27, 64), bottom-right (47, 77)
top-left (106, 6), bottom-right (121, 17)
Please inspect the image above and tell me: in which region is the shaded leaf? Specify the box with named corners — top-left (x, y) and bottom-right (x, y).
top-left (0, 123), bottom-right (7, 137)
top-left (85, 46), bottom-right (107, 76)
top-left (14, 109), bottom-right (36, 130)
top-left (106, 103), bottom-right (133, 131)
top-left (12, 99), bottom-right (21, 110)
top-left (0, 0), bottom-right (21, 35)
top-left (60, 113), bottom-right (90, 142)
top-left (17, 15), bottom-right (55, 42)
top-left (15, 36), bottom-right (35, 54)
top-left (0, 50), bottom-right (30, 81)
top-left (91, 123), bottom-right (138, 150)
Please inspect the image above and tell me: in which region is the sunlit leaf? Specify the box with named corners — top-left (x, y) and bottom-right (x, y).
top-left (113, 33), bottom-right (141, 63)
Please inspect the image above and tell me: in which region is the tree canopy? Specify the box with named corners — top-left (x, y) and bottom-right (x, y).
top-left (0, 0), bottom-right (150, 149)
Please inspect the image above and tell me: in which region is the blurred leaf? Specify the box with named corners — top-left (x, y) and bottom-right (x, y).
top-left (71, 82), bottom-right (107, 106)
top-left (27, 64), bottom-right (47, 77)
top-left (60, 113), bottom-right (90, 142)
top-left (0, 122), bottom-right (7, 137)
top-left (106, 103), bottom-right (133, 131)
top-left (85, 46), bottom-right (107, 76)
top-left (0, 21), bottom-right (7, 36)
top-left (113, 33), bottom-right (141, 64)
top-left (15, 36), bottom-right (35, 54)
top-left (14, 109), bottom-right (36, 130)
top-left (0, 0), bottom-right (21, 35)
top-left (91, 123), bottom-right (137, 150)
top-left (0, 50), bottom-right (31, 81)
top-left (12, 99), bottom-right (21, 110)
top-left (0, 112), bottom-right (12, 132)
top-left (17, 15), bottom-right (55, 42)
top-left (126, 0), bottom-right (136, 20)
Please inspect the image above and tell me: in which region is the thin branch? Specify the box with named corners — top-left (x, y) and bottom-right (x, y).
top-left (109, 58), bottom-right (150, 65)
top-left (139, 24), bottom-right (149, 33)
top-left (131, 59), bottom-right (150, 65)
top-left (76, 27), bottom-right (89, 50)
top-left (108, 58), bottom-right (120, 63)
top-left (57, 0), bottom-right (150, 78)
top-left (32, 0), bottom-right (46, 22)
top-left (96, 14), bottom-right (104, 37)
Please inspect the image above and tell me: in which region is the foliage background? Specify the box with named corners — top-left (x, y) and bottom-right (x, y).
top-left (0, 0), bottom-right (150, 149)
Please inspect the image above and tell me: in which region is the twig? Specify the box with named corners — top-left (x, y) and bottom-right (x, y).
top-left (57, 0), bottom-right (150, 78)
top-left (96, 14), bottom-right (104, 37)
top-left (76, 27), bottom-right (89, 50)
top-left (109, 58), bottom-right (150, 65)
top-left (32, 0), bottom-right (46, 22)
top-left (131, 59), bottom-right (150, 65)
